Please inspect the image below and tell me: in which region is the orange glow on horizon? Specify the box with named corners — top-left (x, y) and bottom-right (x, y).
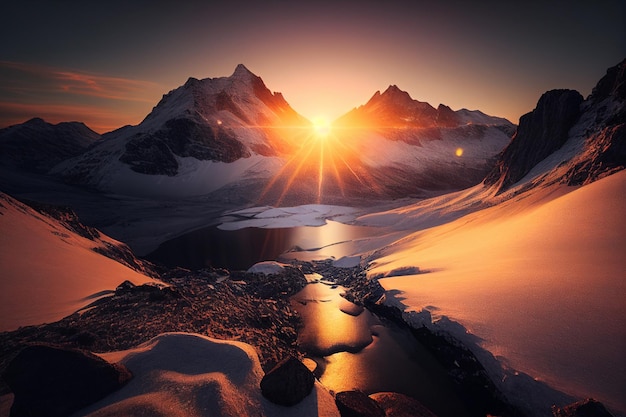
top-left (257, 115), bottom-right (394, 205)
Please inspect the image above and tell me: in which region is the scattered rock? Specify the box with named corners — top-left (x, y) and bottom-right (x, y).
top-left (335, 390), bottom-right (385, 417)
top-left (370, 392), bottom-right (438, 417)
top-left (260, 356), bottom-right (315, 406)
top-left (552, 398), bottom-right (615, 417)
top-left (2, 344), bottom-right (131, 417)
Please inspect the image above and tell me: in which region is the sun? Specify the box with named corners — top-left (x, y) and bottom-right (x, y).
top-left (311, 116), bottom-right (331, 138)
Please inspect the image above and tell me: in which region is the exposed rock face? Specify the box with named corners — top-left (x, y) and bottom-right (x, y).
top-left (2, 345), bottom-right (131, 417)
top-left (370, 392), bottom-right (439, 417)
top-left (563, 59), bottom-right (626, 185)
top-left (0, 118), bottom-right (100, 173)
top-left (335, 390), bottom-right (385, 417)
top-left (484, 89), bottom-right (584, 190)
top-left (260, 356), bottom-right (315, 406)
top-left (551, 398), bottom-right (615, 417)
top-left (484, 59), bottom-right (626, 192)
top-left (119, 117), bottom-right (248, 175)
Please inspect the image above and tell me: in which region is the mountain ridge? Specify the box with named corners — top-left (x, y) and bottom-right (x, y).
top-left (484, 58), bottom-right (626, 193)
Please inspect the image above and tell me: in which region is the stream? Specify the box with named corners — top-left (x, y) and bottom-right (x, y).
top-left (290, 274), bottom-right (470, 417)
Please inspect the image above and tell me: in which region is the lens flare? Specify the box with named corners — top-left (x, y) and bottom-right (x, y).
top-left (455, 147), bottom-right (464, 157)
top-left (312, 116), bottom-right (331, 138)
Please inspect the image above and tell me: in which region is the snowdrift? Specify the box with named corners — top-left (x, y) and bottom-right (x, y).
top-left (75, 333), bottom-right (339, 417)
top-left (0, 193), bottom-right (158, 331)
top-left (365, 171), bottom-right (626, 414)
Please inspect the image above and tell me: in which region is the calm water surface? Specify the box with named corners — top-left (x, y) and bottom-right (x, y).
top-left (291, 279), bottom-right (469, 417)
top-left (146, 221), bottom-right (373, 270)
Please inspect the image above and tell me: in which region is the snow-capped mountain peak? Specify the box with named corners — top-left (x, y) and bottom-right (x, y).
top-left (336, 85), bottom-right (512, 130)
top-left (231, 63), bottom-right (255, 81)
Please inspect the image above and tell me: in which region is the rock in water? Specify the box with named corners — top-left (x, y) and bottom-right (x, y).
top-left (370, 392), bottom-right (439, 417)
top-left (260, 356), bottom-right (315, 406)
top-left (2, 345), bottom-right (131, 417)
top-left (335, 390), bottom-right (385, 417)
top-left (551, 398), bottom-right (615, 417)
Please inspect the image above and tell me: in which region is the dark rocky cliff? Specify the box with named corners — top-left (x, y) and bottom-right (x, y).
top-left (483, 89), bottom-right (583, 189)
top-left (484, 58), bottom-right (626, 192)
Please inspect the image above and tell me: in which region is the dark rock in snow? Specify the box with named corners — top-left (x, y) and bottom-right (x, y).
top-left (484, 89), bottom-right (584, 190)
top-left (370, 391), bottom-right (439, 417)
top-left (2, 344), bottom-right (131, 417)
top-left (260, 356), bottom-right (315, 406)
top-left (335, 390), bottom-right (386, 417)
top-left (551, 398), bottom-right (615, 417)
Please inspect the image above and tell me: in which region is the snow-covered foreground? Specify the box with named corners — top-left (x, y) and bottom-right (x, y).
top-left (0, 193), bottom-right (158, 331)
top-left (77, 332), bottom-right (339, 417)
top-left (363, 171), bottom-right (626, 415)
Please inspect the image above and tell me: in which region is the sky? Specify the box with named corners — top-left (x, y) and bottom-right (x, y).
top-left (0, 0), bottom-right (624, 133)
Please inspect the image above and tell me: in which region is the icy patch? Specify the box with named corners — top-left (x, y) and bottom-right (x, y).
top-left (219, 204), bottom-right (360, 230)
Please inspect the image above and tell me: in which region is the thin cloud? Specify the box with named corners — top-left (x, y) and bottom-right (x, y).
top-left (0, 60), bottom-right (160, 102)
top-left (0, 61), bottom-right (162, 132)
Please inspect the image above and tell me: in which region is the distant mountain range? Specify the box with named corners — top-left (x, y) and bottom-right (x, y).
top-left (1, 59), bottom-right (624, 205)
top-left (0, 64), bottom-right (515, 203)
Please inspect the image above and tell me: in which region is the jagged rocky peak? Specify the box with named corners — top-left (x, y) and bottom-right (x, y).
top-left (231, 63), bottom-right (255, 80)
top-left (436, 104), bottom-right (460, 127)
top-left (589, 57), bottom-right (626, 103)
top-left (377, 84), bottom-right (416, 104)
top-left (484, 58), bottom-right (626, 192)
top-left (563, 59), bottom-right (626, 185)
top-left (484, 89), bottom-right (583, 189)
top-left (144, 64), bottom-right (299, 130)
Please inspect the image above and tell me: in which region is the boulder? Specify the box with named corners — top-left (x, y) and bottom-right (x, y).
top-left (335, 390), bottom-right (385, 417)
top-left (370, 392), bottom-right (439, 417)
top-left (260, 356), bottom-right (315, 406)
top-left (2, 344), bottom-right (131, 417)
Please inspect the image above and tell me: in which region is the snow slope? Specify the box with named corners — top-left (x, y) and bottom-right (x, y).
top-left (76, 332), bottom-right (340, 417)
top-left (364, 171), bottom-right (626, 415)
top-left (0, 193), bottom-right (158, 331)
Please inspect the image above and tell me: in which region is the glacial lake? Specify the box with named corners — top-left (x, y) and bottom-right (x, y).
top-left (145, 220), bottom-right (374, 270)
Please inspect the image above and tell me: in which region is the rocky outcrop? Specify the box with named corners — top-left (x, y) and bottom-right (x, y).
top-left (260, 356), bottom-right (315, 406)
top-left (0, 118), bottom-right (100, 173)
top-left (484, 89), bottom-right (584, 190)
top-left (119, 117), bottom-right (249, 175)
top-left (484, 59), bottom-right (626, 192)
top-left (563, 59), bottom-right (626, 185)
top-left (2, 345), bottom-right (131, 417)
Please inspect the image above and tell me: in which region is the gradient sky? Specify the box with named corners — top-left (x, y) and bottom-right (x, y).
top-left (1, 0), bottom-right (624, 133)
